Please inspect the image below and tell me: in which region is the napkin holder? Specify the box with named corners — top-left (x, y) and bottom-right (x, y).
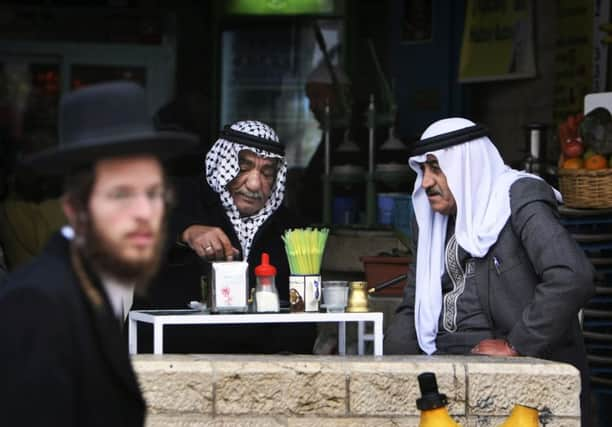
top-left (210, 261), bottom-right (249, 313)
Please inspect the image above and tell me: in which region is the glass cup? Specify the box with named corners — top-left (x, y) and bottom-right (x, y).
top-left (321, 281), bottom-right (349, 313)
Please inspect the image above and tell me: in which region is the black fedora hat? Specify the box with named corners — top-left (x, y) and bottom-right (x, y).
top-left (25, 81), bottom-right (198, 174)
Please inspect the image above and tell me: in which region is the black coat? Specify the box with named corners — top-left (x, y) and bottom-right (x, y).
top-left (0, 233), bottom-right (145, 427)
top-left (137, 176), bottom-right (317, 354)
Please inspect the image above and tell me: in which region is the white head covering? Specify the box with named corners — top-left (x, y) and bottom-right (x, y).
top-left (205, 120), bottom-right (287, 258)
top-left (408, 117), bottom-right (556, 355)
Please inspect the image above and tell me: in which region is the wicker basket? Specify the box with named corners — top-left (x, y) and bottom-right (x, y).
top-left (558, 168), bottom-right (612, 208)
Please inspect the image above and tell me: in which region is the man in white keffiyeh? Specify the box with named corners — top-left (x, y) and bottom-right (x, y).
top-left (409, 117), bottom-right (548, 355)
top-left (384, 117), bottom-right (594, 425)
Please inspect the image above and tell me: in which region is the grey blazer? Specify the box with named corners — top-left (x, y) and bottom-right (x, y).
top-left (385, 178), bottom-right (594, 361)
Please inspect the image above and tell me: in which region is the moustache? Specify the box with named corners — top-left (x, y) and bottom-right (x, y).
top-left (426, 187), bottom-right (442, 197)
top-left (125, 225), bottom-right (156, 238)
top-left (237, 190), bottom-right (263, 200)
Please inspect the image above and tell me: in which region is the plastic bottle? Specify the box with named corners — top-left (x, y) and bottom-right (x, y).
top-left (417, 372), bottom-right (462, 427)
top-left (498, 404), bottom-right (539, 426)
top-left (254, 252), bottom-right (279, 312)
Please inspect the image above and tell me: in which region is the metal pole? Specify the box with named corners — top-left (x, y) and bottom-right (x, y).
top-left (367, 94), bottom-right (375, 174)
top-left (366, 94), bottom-right (376, 226)
top-left (324, 101), bottom-right (331, 175)
top-left (322, 101), bottom-right (332, 224)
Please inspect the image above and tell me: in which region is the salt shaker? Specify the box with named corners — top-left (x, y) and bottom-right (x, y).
top-left (254, 252), bottom-right (280, 313)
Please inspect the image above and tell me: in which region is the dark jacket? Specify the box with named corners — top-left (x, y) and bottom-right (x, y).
top-left (0, 233), bottom-right (145, 427)
top-left (138, 176), bottom-right (316, 354)
top-left (384, 178), bottom-right (595, 425)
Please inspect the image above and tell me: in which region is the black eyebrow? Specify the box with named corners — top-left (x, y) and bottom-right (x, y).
top-left (239, 156), bottom-right (255, 165)
top-left (262, 162), bottom-right (277, 170)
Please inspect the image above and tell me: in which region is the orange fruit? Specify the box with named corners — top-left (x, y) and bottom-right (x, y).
top-left (584, 154), bottom-right (608, 170)
top-left (584, 149), bottom-right (596, 160)
top-left (563, 158), bottom-right (583, 169)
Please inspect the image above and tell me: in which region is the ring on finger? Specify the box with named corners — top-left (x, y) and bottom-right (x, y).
top-left (205, 245), bottom-right (213, 252)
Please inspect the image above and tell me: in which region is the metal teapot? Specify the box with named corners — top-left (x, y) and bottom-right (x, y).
top-left (347, 281), bottom-right (369, 312)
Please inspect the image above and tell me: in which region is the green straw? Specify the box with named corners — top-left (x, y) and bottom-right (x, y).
top-left (282, 228), bottom-right (329, 275)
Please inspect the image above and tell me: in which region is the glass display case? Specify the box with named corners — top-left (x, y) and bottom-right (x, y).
top-left (219, 19), bottom-right (343, 168)
top-left (70, 64), bottom-right (146, 90)
top-left (0, 40), bottom-right (175, 159)
top-left (0, 56), bottom-right (61, 157)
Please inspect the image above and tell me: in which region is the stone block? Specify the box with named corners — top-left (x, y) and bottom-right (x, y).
top-left (214, 356), bottom-right (346, 416)
top-left (464, 415), bottom-right (579, 427)
top-left (348, 356), bottom-right (465, 416)
top-left (288, 417), bottom-right (419, 427)
top-left (133, 354), bottom-right (580, 426)
top-left (146, 415), bottom-right (286, 427)
top-left (133, 355), bottom-right (213, 415)
top-left (290, 416), bottom-right (466, 427)
top-left (466, 357), bottom-right (580, 417)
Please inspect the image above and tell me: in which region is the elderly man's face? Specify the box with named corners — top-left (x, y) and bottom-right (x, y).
top-left (420, 154), bottom-right (456, 216)
top-left (228, 149), bottom-right (278, 217)
top-left (84, 155), bottom-right (166, 283)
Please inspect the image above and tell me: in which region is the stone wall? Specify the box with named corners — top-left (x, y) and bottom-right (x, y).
top-left (133, 354), bottom-right (581, 426)
top-left (470, 0), bottom-right (558, 166)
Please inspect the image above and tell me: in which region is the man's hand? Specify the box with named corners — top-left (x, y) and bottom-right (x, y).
top-left (471, 339), bottom-right (519, 356)
top-left (181, 225), bottom-right (240, 261)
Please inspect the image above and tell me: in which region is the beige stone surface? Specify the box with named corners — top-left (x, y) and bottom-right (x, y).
top-left (213, 357), bottom-right (346, 416)
top-left (146, 415), bottom-right (286, 427)
top-left (537, 420), bottom-right (580, 427)
top-left (134, 355), bottom-right (213, 415)
top-left (132, 354), bottom-right (581, 425)
top-left (289, 416), bottom-right (468, 427)
top-left (349, 357), bottom-right (465, 416)
top-left (464, 416), bottom-right (579, 427)
top-left (288, 417), bottom-right (419, 427)
top-left (465, 357), bottom-right (580, 416)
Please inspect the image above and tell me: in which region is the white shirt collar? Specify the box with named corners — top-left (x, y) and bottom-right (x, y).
top-left (100, 274), bottom-right (134, 321)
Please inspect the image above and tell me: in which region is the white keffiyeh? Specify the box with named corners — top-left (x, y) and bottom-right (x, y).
top-left (205, 120), bottom-right (287, 259)
top-left (409, 117), bottom-right (558, 355)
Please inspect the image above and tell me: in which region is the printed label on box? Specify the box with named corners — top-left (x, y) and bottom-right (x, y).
top-left (305, 275), bottom-right (321, 312)
top-left (289, 276), bottom-right (305, 312)
top-left (212, 262), bottom-right (248, 309)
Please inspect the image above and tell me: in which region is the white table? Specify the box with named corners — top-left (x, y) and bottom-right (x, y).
top-left (128, 310), bottom-right (384, 356)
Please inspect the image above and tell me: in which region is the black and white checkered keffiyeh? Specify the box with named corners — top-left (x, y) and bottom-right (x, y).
top-left (205, 120), bottom-right (287, 258)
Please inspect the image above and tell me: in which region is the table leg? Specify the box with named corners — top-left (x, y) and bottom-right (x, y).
top-left (357, 321), bottom-right (365, 355)
top-left (338, 321), bottom-right (346, 355)
top-left (153, 321), bottom-right (164, 355)
top-left (128, 317), bottom-right (137, 355)
top-left (374, 318), bottom-right (383, 356)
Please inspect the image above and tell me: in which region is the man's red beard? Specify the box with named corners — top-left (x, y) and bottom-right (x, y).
top-left (77, 214), bottom-right (166, 289)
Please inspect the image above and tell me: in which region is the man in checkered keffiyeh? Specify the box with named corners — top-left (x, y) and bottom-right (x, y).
top-left (181, 120), bottom-right (287, 260)
top-left (142, 120), bottom-right (316, 354)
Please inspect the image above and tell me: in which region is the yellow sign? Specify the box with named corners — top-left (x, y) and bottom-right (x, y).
top-left (459, 0), bottom-right (535, 82)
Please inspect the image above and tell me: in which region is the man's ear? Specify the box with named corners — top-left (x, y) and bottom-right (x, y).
top-left (61, 195), bottom-right (77, 227)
